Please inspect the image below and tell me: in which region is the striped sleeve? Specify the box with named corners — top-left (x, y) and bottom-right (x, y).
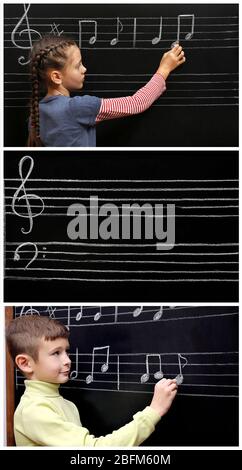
top-left (95, 73), bottom-right (166, 122)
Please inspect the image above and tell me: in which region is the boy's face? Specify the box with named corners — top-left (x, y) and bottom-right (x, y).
top-left (30, 337), bottom-right (71, 384)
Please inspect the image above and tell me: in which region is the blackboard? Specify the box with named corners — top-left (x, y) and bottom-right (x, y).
top-left (13, 305), bottom-right (239, 446)
top-left (4, 3), bottom-right (238, 147)
top-left (4, 150), bottom-right (238, 302)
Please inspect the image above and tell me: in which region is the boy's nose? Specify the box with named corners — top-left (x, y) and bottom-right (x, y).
top-left (64, 353), bottom-right (71, 366)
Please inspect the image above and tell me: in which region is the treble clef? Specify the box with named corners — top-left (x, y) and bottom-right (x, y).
top-left (11, 3), bottom-right (42, 65)
top-left (14, 242), bottom-right (38, 269)
top-left (11, 155), bottom-right (45, 234)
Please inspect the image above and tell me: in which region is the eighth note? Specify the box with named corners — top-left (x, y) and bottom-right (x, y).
top-left (141, 354), bottom-right (163, 383)
top-left (110, 17), bottom-right (123, 46)
top-left (86, 346), bottom-right (110, 384)
top-left (171, 14), bottom-right (195, 47)
top-left (12, 155), bottom-right (45, 234)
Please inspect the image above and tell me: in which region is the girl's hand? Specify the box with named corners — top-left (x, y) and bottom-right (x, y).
top-left (149, 378), bottom-right (178, 417)
top-left (156, 44), bottom-right (186, 80)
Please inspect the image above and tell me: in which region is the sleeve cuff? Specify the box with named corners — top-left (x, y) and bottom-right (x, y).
top-left (142, 406), bottom-right (161, 425)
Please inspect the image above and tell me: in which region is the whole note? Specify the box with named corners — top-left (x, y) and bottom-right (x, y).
top-left (12, 155), bottom-right (45, 234)
top-left (11, 4), bottom-right (42, 65)
top-left (14, 242), bottom-right (38, 269)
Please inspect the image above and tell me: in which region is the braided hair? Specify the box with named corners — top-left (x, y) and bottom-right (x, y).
top-left (27, 35), bottom-right (77, 146)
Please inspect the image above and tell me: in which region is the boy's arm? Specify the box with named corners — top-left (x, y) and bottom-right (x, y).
top-left (95, 73), bottom-right (166, 122)
top-left (18, 402), bottom-right (161, 447)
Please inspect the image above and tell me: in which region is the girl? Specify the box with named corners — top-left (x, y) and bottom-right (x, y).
top-left (27, 35), bottom-right (185, 147)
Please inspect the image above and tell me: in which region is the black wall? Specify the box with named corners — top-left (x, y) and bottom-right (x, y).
top-left (4, 150), bottom-right (238, 302)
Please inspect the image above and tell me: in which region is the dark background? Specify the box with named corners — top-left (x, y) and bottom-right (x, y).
top-left (4, 150), bottom-right (238, 302)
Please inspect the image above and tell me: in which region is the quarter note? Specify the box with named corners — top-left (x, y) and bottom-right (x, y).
top-left (133, 306), bottom-right (143, 318)
top-left (76, 307), bottom-right (83, 322)
top-left (70, 348), bottom-right (79, 380)
top-left (175, 353), bottom-right (188, 385)
top-left (94, 306), bottom-right (102, 322)
top-left (140, 354), bottom-right (163, 383)
top-left (110, 17), bottom-right (123, 46)
top-left (86, 346), bottom-right (110, 384)
top-left (152, 17), bottom-right (163, 45)
top-left (171, 14), bottom-right (195, 47)
top-left (153, 306), bottom-right (163, 321)
top-left (79, 20), bottom-right (97, 48)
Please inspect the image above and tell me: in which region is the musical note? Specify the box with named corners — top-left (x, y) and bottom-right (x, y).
top-left (79, 20), bottom-right (97, 48)
top-left (172, 14), bottom-right (195, 47)
top-left (20, 306), bottom-right (40, 316)
top-left (152, 17), bottom-right (163, 45)
top-left (47, 307), bottom-right (56, 319)
top-left (133, 306), bottom-right (143, 318)
top-left (94, 307), bottom-right (102, 322)
top-left (14, 242), bottom-right (38, 269)
top-left (11, 156), bottom-right (45, 234)
top-left (175, 353), bottom-right (188, 385)
top-left (11, 4), bottom-right (42, 65)
top-left (110, 17), bottom-right (123, 46)
top-left (141, 354), bottom-right (163, 383)
top-left (76, 307), bottom-right (83, 322)
top-left (86, 346), bottom-right (110, 384)
top-left (70, 348), bottom-right (78, 380)
top-left (153, 306), bottom-right (163, 321)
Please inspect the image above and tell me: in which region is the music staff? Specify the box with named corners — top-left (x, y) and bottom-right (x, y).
top-left (14, 305), bottom-right (239, 328)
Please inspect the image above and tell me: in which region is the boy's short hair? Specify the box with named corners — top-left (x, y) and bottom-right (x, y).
top-left (6, 316), bottom-right (69, 362)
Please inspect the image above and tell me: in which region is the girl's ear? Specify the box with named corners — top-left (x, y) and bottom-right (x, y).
top-left (48, 69), bottom-right (63, 86)
top-left (15, 354), bottom-right (35, 375)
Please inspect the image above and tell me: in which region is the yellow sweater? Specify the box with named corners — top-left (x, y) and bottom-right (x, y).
top-left (14, 380), bottom-right (161, 446)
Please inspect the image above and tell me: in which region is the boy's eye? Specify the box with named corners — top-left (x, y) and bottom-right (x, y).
top-left (53, 351), bottom-right (60, 355)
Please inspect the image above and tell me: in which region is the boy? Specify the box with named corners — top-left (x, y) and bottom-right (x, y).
top-left (6, 315), bottom-right (178, 446)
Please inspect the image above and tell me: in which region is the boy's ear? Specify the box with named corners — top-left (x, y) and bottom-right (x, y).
top-left (48, 69), bottom-right (64, 86)
top-left (15, 354), bottom-right (35, 375)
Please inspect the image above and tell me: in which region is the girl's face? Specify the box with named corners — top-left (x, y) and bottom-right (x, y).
top-left (61, 45), bottom-right (87, 91)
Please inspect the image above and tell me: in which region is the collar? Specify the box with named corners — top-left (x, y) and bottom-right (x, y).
top-left (24, 380), bottom-right (61, 397)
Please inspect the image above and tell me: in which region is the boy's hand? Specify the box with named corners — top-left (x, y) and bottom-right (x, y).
top-left (149, 378), bottom-right (178, 417)
top-left (156, 44), bottom-right (186, 80)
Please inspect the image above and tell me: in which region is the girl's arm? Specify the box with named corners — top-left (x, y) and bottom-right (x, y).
top-left (96, 44), bottom-right (185, 122)
top-left (96, 73), bottom-right (165, 122)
